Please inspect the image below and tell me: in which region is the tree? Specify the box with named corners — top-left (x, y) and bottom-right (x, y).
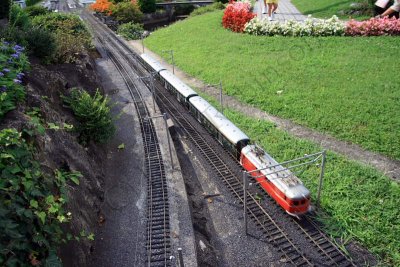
top-left (112, 1), bottom-right (143, 23)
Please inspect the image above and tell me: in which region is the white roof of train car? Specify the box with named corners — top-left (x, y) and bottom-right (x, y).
top-left (242, 145), bottom-right (310, 199)
top-left (159, 70), bottom-right (198, 99)
top-left (189, 96), bottom-right (249, 145)
top-left (140, 53), bottom-right (166, 73)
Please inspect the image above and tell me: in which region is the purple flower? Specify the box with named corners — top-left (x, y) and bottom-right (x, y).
top-left (7, 59), bottom-right (13, 64)
top-left (3, 41), bottom-right (10, 45)
top-left (13, 79), bottom-right (22, 84)
top-left (17, 73), bottom-right (25, 79)
top-left (11, 53), bottom-right (19, 59)
top-left (3, 68), bottom-right (10, 73)
top-left (0, 86), bottom-right (7, 92)
top-left (14, 45), bottom-right (24, 52)
top-left (0, 72), bottom-right (3, 77)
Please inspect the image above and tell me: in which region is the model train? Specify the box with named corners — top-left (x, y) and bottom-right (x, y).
top-left (138, 53), bottom-right (311, 215)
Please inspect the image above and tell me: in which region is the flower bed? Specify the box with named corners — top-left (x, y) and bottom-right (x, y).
top-left (221, 2), bottom-right (400, 37)
top-left (346, 16), bottom-right (400, 36)
top-left (222, 0), bottom-right (255, 33)
top-left (0, 41), bottom-right (29, 118)
top-left (244, 15), bottom-right (345, 36)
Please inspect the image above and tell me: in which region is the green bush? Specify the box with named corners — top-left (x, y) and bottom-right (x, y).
top-left (9, 4), bottom-right (31, 30)
top-left (0, 128), bottom-right (79, 266)
top-left (190, 2), bottom-right (225, 17)
top-left (31, 13), bottom-right (92, 63)
top-left (25, 27), bottom-right (56, 60)
top-left (63, 88), bottom-right (115, 144)
top-left (25, 6), bottom-right (50, 17)
top-left (117, 22), bottom-right (144, 40)
top-left (139, 0), bottom-right (156, 13)
top-left (112, 1), bottom-right (143, 23)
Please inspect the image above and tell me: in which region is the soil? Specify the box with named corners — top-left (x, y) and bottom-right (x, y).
top-left (0, 53), bottom-right (106, 266)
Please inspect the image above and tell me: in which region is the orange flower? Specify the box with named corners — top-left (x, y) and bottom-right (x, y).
top-left (90, 0), bottom-right (114, 15)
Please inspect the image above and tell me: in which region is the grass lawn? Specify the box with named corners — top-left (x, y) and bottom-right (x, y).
top-left (291, 0), bottom-right (373, 19)
top-left (144, 11), bottom-right (400, 160)
top-left (200, 92), bottom-right (400, 266)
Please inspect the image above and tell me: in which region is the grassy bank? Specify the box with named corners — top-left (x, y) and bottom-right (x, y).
top-left (201, 92), bottom-right (400, 265)
top-left (144, 11), bottom-right (400, 160)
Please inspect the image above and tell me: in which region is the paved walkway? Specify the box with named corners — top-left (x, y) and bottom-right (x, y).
top-left (254, 0), bottom-right (307, 22)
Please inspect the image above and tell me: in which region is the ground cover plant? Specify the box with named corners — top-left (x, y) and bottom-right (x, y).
top-left (144, 11), bottom-right (400, 160)
top-left (200, 92), bottom-right (400, 265)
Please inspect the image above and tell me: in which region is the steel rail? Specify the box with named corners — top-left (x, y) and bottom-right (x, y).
top-left (85, 11), bottom-right (356, 267)
top-left (82, 12), bottom-right (171, 266)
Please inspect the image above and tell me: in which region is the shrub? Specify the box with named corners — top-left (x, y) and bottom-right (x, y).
top-left (346, 16), bottom-right (400, 36)
top-left (112, 1), bottom-right (143, 23)
top-left (9, 4), bottom-right (31, 30)
top-left (25, 6), bottom-right (50, 17)
top-left (222, 0), bottom-right (255, 33)
top-left (139, 0), bottom-right (156, 14)
top-left (0, 41), bottom-right (29, 118)
top-left (25, 27), bottom-right (56, 60)
top-left (0, 128), bottom-right (79, 266)
top-left (31, 13), bottom-right (92, 62)
top-left (63, 88), bottom-right (115, 144)
top-left (117, 22), bottom-right (144, 40)
top-left (190, 2), bottom-right (225, 17)
top-left (90, 0), bottom-right (114, 15)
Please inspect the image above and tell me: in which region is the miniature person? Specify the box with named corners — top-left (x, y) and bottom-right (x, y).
top-left (265, 0), bottom-right (278, 21)
top-left (377, 0), bottom-right (400, 17)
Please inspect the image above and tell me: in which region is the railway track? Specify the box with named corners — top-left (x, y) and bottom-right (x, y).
top-left (84, 10), bottom-right (357, 266)
top-left (82, 11), bottom-right (172, 266)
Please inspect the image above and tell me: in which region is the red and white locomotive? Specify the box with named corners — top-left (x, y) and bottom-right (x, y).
top-left (139, 53), bottom-right (311, 215)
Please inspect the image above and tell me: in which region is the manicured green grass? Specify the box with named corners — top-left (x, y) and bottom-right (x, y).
top-left (291, 0), bottom-right (372, 19)
top-left (144, 11), bottom-right (400, 160)
top-left (199, 92), bottom-right (400, 265)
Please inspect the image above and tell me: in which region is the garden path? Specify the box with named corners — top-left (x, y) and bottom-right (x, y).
top-left (255, 0), bottom-right (307, 21)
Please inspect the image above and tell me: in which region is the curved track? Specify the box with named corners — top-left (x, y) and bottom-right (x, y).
top-left (82, 11), bottom-right (171, 267)
top-left (84, 10), bottom-right (357, 267)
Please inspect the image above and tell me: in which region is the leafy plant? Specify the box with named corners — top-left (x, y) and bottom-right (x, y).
top-left (0, 41), bottom-right (29, 119)
top-left (117, 22), bottom-right (144, 40)
top-left (9, 3), bottom-right (31, 30)
top-left (25, 27), bottom-right (56, 60)
top-left (111, 1), bottom-right (143, 23)
top-left (0, 128), bottom-right (79, 266)
top-left (63, 88), bottom-right (115, 144)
